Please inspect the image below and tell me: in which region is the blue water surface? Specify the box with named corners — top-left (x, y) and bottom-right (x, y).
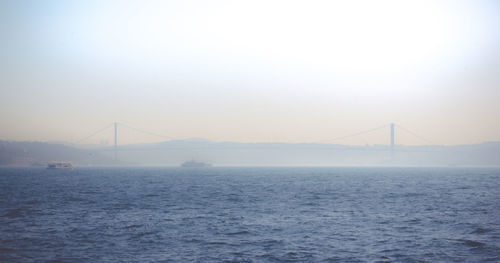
top-left (1, 167), bottom-right (499, 262)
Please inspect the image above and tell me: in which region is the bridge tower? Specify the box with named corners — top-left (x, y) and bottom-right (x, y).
top-left (114, 122), bottom-right (117, 160)
top-left (390, 123), bottom-right (395, 157)
top-left (390, 123), bottom-right (394, 148)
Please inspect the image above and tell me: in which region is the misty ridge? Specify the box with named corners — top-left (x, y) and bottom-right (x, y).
top-left (1, 139), bottom-right (499, 167)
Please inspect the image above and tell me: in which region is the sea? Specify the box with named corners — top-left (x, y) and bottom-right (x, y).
top-left (0, 167), bottom-right (499, 262)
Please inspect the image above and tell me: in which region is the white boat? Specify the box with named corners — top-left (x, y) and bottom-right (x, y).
top-left (47, 162), bottom-right (74, 169)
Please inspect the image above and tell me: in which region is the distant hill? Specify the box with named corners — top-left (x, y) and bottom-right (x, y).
top-left (1, 139), bottom-right (500, 167)
top-left (111, 139), bottom-right (500, 167)
top-left (0, 141), bottom-right (121, 166)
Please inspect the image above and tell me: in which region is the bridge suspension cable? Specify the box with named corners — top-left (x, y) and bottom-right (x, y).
top-left (394, 124), bottom-right (435, 145)
top-left (73, 122), bottom-right (173, 145)
top-left (320, 123), bottom-right (391, 144)
top-left (73, 123), bottom-right (114, 144)
top-left (117, 122), bottom-right (173, 140)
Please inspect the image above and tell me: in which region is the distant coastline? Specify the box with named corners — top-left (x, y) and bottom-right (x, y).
top-left (1, 139), bottom-right (499, 167)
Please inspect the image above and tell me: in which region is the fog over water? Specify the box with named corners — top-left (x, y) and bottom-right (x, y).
top-left (1, 0), bottom-right (500, 146)
top-left (1, 3), bottom-right (500, 261)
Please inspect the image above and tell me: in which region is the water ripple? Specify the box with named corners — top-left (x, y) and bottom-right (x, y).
top-left (0, 167), bottom-right (499, 262)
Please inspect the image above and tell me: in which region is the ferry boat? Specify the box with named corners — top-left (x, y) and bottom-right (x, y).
top-left (181, 160), bottom-right (211, 168)
top-left (47, 162), bottom-right (74, 169)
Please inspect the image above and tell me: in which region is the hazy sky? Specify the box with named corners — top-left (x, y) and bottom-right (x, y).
top-left (1, 0), bottom-right (499, 145)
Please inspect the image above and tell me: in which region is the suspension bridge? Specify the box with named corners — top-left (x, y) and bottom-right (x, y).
top-left (73, 122), bottom-right (435, 159)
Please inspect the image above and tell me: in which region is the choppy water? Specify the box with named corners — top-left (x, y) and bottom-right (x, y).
top-left (1, 167), bottom-right (499, 262)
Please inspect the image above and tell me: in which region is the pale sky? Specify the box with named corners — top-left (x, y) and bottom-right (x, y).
top-left (1, 0), bottom-right (499, 146)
